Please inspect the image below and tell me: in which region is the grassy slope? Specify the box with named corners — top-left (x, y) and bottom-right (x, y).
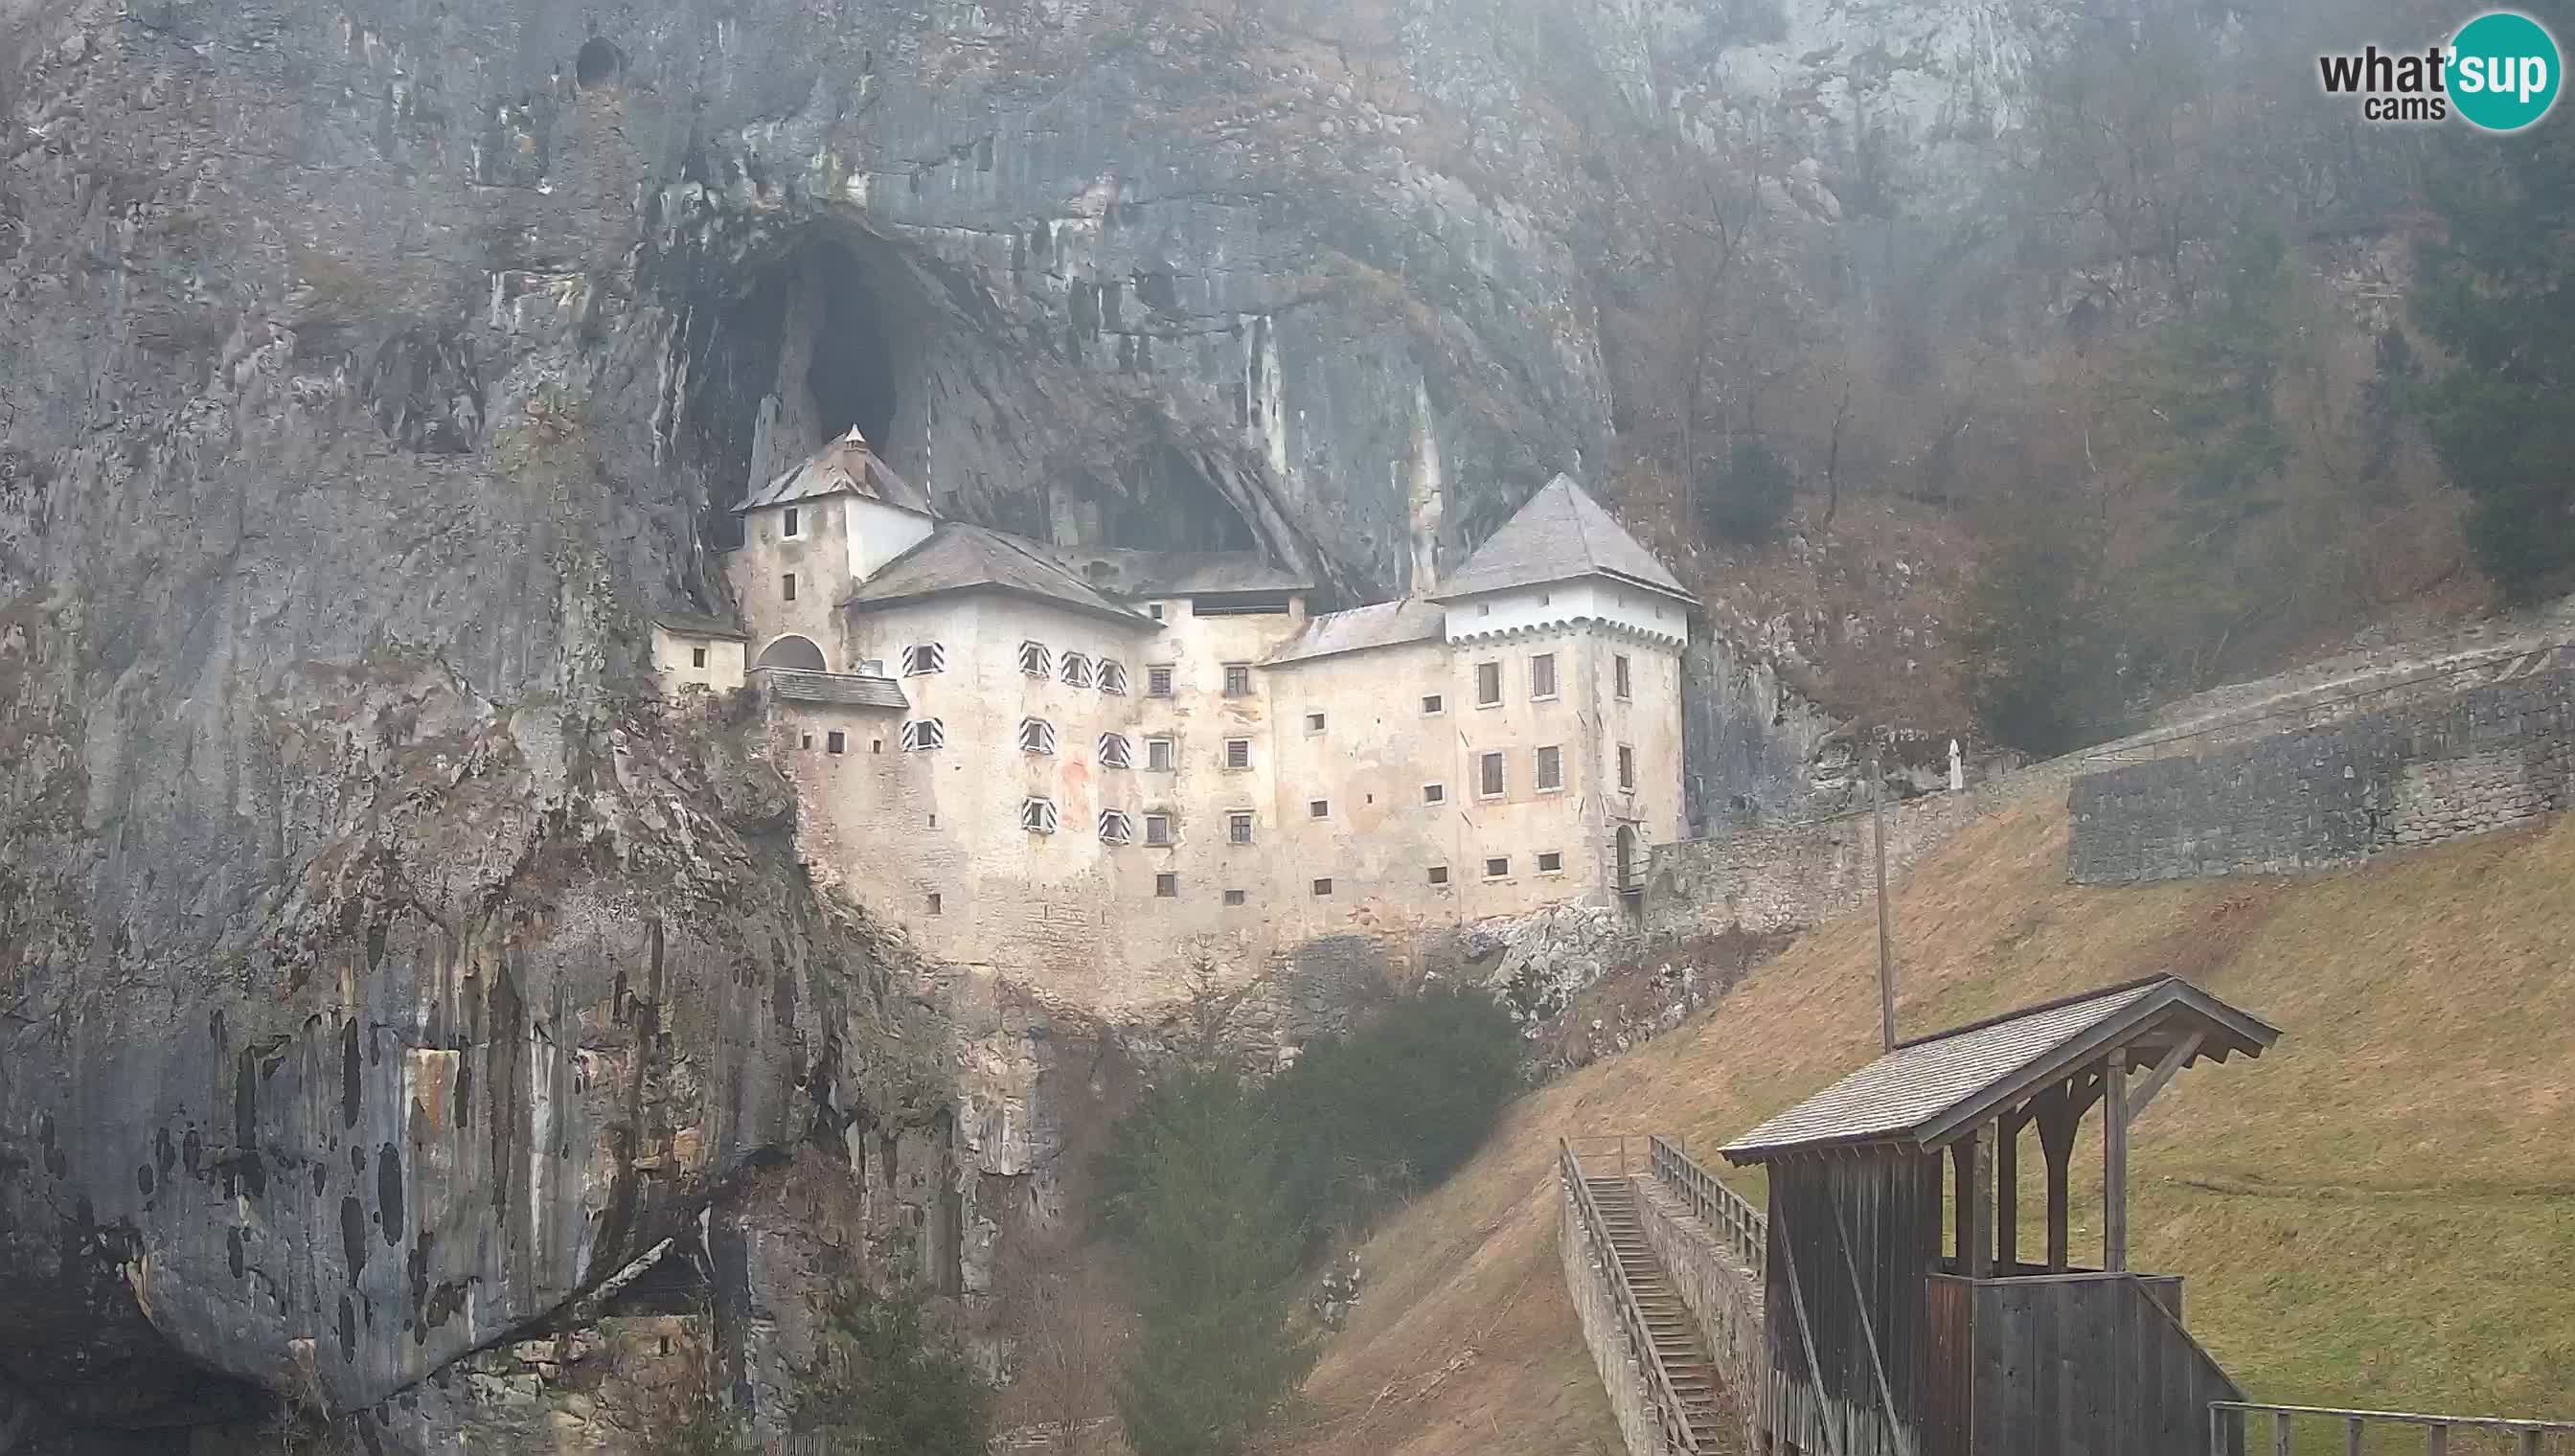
top-left (1271, 799), bottom-right (2575, 1456)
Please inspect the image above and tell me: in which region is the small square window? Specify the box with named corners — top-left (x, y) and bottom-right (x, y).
top-left (1145, 813), bottom-right (1174, 847)
top-left (1149, 603), bottom-right (1167, 621)
top-left (902, 718), bottom-right (945, 752)
top-left (1155, 873), bottom-right (1178, 898)
top-left (1099, 809), bottom-right (1134, 845)
top-left (1148, 665), bottom-right (1175, 696)
top-left (1309, 799), bottom-right (1329, 818)
top-left (1099, 733), bottom-right (1134, 769)
top-left (1618, 744), bottom-right (1636, 792)
top-left (1531, 653), bottom-right (1558, 700)
top-left (1306, 711), bottom-right (1326, 733)
top-left (1427, 865), bottom-right (1449, 886)
top-left (1098, 660), bottom-right (1128, 694)
top-left (1146, 737), bottom-right (1176, 772)
top-left (1485, 856), bottom-right (1511, 879)
top-left (1019, 717), bottom-right (1058, 756)
top-left (826, 731), bottom-right (846, 755)
top-left (927, 893), bottom-right (943, 916)
top-left (902, 644), bottom-right (947, 676)
top-left (870, 739), bottom-right (882, 754)
top-left (1538, 851), bottom-right (1563, 874)
top-left (1478, 751), bottom-right (1505, 798)
top-left (1223, 888), bottom-right (1247, 906)
top-left (1229, 811), bottom-right (1255, 845)
top-left (1614, 654), bottom-right (1632, 700)
top-left (1423, 694), bottom-right (1444, 716)
top-left (783, 506), bottom-right (800, 537)
top-left (783, 573), bottom-right (797, 602)
top-left (1536, 745), bottom-right (1562, 791)
top-left (1019, 641), bottom-right (1052, 677)
top-left (691, 646), bottom-right (708, 669)
top-left (1022, 797), bottom-right (1059, 834)
top-left (799, 732), bottom-right (813, 750)
top-left (1476, 661), bottom-right (1501, 706)
top-left (1223, 664), bottom-right (1252, 697)
top-left (1224, 739), bottom-right (1251, 771)
top-left (1424, 783), bottom-right (1446, 805)
top-left (1477, 603), bottom-right (1492, 618)
top-left (1311, 877), bottom-right (1333, 898)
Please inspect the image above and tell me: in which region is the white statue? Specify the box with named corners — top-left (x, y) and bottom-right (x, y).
top-left (1948, 739), bottom-right (1965, 793)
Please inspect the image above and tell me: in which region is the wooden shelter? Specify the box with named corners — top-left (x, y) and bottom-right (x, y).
top-left (1719, 975), bottom-right (2281, 1456)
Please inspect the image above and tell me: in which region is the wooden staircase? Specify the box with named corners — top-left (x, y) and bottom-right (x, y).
top-left (1586, 1174), bottom-right (1733, 1451)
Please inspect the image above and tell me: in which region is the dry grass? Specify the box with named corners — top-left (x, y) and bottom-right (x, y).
top-left (1272, 801), bottom-right (2575, 1456)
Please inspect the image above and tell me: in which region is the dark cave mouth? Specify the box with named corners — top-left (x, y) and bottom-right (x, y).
top-left (803, 241), bottom-right (902, 449)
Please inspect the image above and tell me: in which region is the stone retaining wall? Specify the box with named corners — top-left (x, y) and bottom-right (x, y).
top-left (1560, 1181), bottom-right (1670, 1456)
top-left (2069, 668), bottom-right (2574, 884)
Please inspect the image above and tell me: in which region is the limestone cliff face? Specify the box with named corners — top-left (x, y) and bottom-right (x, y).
top-left (0, 0), bottom-right (2075, 1445)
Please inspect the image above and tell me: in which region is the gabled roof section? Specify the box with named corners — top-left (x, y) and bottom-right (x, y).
top-left (842, 524), bottom-right (1155, 629)
top-left (1720, 976), bottom-right (2281, 1165)
top-left (734, 428), bottom-right (933, 515)
top-left (1431, 474), bottom-right (1692, 604)
top-left (1262, 599), bottom-right (1446, 668)
top-left (653, 612), bottom-right (748, 641)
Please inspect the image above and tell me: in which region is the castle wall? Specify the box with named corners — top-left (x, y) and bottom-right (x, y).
top-left (727, 496), bottom-right (858, 667)
top-left (650, 626), bottom-right (747, 694)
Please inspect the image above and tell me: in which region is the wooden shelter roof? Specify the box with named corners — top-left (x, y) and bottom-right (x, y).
top-left (1720, 975), bottom-right (2279, 1165)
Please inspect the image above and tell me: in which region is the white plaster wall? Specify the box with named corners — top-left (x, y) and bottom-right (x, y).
top-left (843, 497), bottom-right (936, 581)
top-left (650, 627), bottom-right (746, 694)
top-left (728, 496), bottom-right (859, 669)
top-left (1443, 580), bottom-right (1688, 647)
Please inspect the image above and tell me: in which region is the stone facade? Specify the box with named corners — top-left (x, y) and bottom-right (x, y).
top-left (2069, 668), bottom-right (2574, 884)
top-left (1642, 785), bottom-right (1994, 939)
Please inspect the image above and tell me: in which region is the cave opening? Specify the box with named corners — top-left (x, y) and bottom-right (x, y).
top-left (804, 242), bottom-right (902, 449)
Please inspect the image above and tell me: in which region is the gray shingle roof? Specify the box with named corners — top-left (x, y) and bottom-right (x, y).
top-left (842, 524), bottom-right (1155, 628)
top-left (1263, 599), bottom-right (1447, 668)
top-left (1432, 474), bottom-right (1692, 603)
top-left (752, 668), bottom-right (908, 710)
top-left (653, 612), bottom-right (748, 640)
top-left (1054, 548), bottom-right (1314, 598)
top-left (735, 429), bottom-right (932, 515)
top-left (1720, 976), bottom-right (2281, 1164)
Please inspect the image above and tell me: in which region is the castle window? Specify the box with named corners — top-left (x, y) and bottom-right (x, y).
top-left (871, 739), bottom-right (882, 754)
top-left (1222, 664), bottom-right (1252, 697)
top-left (927, 893), bottom-right (942, 916)
top-left (1427, 865), bottom-right (1450, 886)
top-left (1060, 652), bottom-right (1094, 688)
top-left (1614, 653), bottom-right (1632, 700)
top-left (1535, 745), bottom-right (1563, 792)
top-left (1309, 799), bottom-right (1329, 819)
top-left (1099, 733), bottom-right (1133, 769)
top-left (1478, 751), bottom-right (1505, 799)
top-left (1021, 797), bottom-right (1059, 834)
top-left (1019, 717), bottom-right (1058, 755)
top-left (827, 731), bottom-right (846, 755)
top-left (1422, 694), bottom-right (1444, 716)
top-left (1306, 712), bottom-right (1326, 734)
top-left (692, 647), bottom-right (708, 669)
top-left (901, 718), bottom-right (945, 752)
top-left (800, 732), bottom-right (813, 750)
top-left (1618, 744), bottom-right (1636, 792)
top-left (783, 506), bottom-right (801, 537)
top-left (1538, 851), bottom-right (1563, 874)
top-left (1019, 641), bottom-right (1052, 677)
top-left (901, 644), bottom-right (946, 676)
top-left (1424, 783), bottom-right (1446, 805)
top-left (1149, 603), bottom-right (1167, 621)
top-left (1311, 878), bottom-right (1333, 898)
top-left (1099, 809), bottom-right (1134, 845)
top-left (1485, 856), bottom-right (1511, 879)
top-left (1145, 737), bottom-right (1176, 771)
top-left (1228, 811), bottom-right (1255, 844)
top-left (1476, 661), bottom-right (1501, 706)
top-left (1531, 653), bottom-right (1558, 700)
top-left (783, 573), bottom-right (797, 602)
top-left (1098, 660), bottom-right (1128, 694)
top-left (1145, 812), bottom-right (1174, 847)
top-left (1155, 873), bottom-right (1178, 898)
top-left (1148, 664), bottom-right (1174, 696)
top-left (1224, 739), bottom-right (1251, 771)
top-left (1223, 889), bottom-right (1247, 906)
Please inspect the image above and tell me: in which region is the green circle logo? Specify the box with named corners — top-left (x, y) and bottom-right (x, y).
top-left (2448, 11), bottom-right (2562, 131)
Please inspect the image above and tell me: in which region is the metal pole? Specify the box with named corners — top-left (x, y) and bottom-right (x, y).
top-left (1873, 746), bottom-right (1896, 1051)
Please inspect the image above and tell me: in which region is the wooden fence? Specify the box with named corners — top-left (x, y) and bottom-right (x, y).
top-left (1560, 1137), bottom-right (1705, 1455)
top-left (2213, 1402), bottom-right (2575, 1456)
top-left (1646, 1134), bottom-right (1766, 1273)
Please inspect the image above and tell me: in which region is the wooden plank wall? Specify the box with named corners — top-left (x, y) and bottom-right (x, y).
top-left (1967, 1273), bottom-right (2242, 1456)
top-left (1764, 1154), bottom-right (1943, 1456)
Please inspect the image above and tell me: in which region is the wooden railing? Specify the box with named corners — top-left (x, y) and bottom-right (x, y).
top-left (1560, 1138), bottom-right (1704, 1455)
top-left (2212, 1402), bottom-right (2575, 1455)
top-left (1646, 1135), bottom-right (1766, 1273)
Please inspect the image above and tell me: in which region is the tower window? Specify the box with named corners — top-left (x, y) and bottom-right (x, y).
top-left (1427, 865), bottom-right (1449, 886)
top-left (783, 506), bottom-right (801, 537)
top-left (1223, 889), bottom-right (1247, 906)
top-left (1060, 652), bottom-right (1094, 688)
top-left (783, 573), bottom-right (797, 602)
top-left (1018, 641), bottom-right (1052, 677)
top-left (1145, 812), bottom-right (1174, 847)
top-left (1538, 851), bottom-right (1563, 874)
top-left (927, 893), bottom-right (942, 916)
top-left (1222, 664), bottom-right (1252, 697)
top-left (901, 718), bottom-right (945, 752)
top-left (1155, 873), bottom-right (1178, 898)
top-left (1229, 811), bottom-right (1255, 845)
top-left (1149, 603), bottom-right (1167, 621)
top-left (1019, 717), bottom-right (1058, 756)
top-left (901, 644), bottom-right (947, 676)
top-left (1311, 878), bottom-right (1333, 898)
top-left (691, 647), bottom-right (708, 669)
top-left (1021, 797), bottom-right (1059, 834)
top-left (1224, 739), bottom-right (1251, 770)
top-left (1478, 752), bottom-right (1505, 798)
top-left (1536, 745), bottom-right (1562, 791)
top-left (1485, 856), bottom-right (1511, 879)
top-left (1306, 712), bottom-right (1326, 734)
top-left (1309, 799), bottom-right (1329, 819)
top-left (1099, 809), bottom-right (1134, 845)
top-left (1422, 694), bottom-right (1444, 716)
top-left (1531, 652), bottom-right (1558, 700)
top-left (826, 731), bottom-right (846, 755)
top-left (1476, 661), bottom-right (1501, 706)
top-left (1424, 783), bottom-right (1446, 805)
top-left (1614, 654), bottom-right (1632, 700)
top-left (1618, 744), bottom-right (1636, 792)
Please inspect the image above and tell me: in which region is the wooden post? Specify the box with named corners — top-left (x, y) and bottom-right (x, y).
top-left (2037, 1081), bottom-right (2078, 1273)
top-left (1873, 750), bottom-right (1897, 1052)
top-left (1952, 1127), bottom-right (1982, 1273)
top-left (2105, 1053), bottom-right (2131, 1274)
top-left (1994, 1114), bottom-right (2019, 1274)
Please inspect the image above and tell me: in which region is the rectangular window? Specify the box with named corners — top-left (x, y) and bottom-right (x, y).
top-left (1476, 661), bottom-right (1502, 706)
top-left (1060, 652), bottom-right (1093, 688)
top-left (1223, 889), bottom-right (1247, 906)
top-left (1538, 851), bottom-right (1563, 874)
top-left (1149, 603), bottom-right (1166, 621)
top-left (1311, 877), bottom-right (1333, 898)
top-left (1148, 664), bottom-right (1174, 696)
top-left (1531, 652), bottom-right (1558, 700)
top-left (1228, 811), bottom-right (1255, 845)
top-left (691, 647), bottom-right (708, 668)
top-left (1423, 693), bottom-right (1444, 716)
top-left (1019, 641), bottom-right (1052, 677)
top-left (1308, 799), bottom-right (1329, 819)
top-left (1146, 737), bottom-right (1176, 772)
top-left (826, 731), bottom-right (846, 755)
top-left (1224, 739), bottom-right (1251, 771)
top-left (1306, 711), bottom-right (1326, 734)
top-left (1021, 797), bottom-right (1058, 834)
top-left (1535, 745), bottom-right (1562, 791)
top-left (900, 643), bottom-right (946, 676)
top-left (1145, 813), bottom-right (1174, 847)
top-left (800, 732), bottom-right (813, 750)
top-left (1618, 744), bottom-right (1636, 792)
top-left (1223, 664), bottom-right (1252, 697)
top-left (901, 718), bottom-right (945, 752)
top-left (1485, 856), bottom-right (1511, 879)
top-left (1098, 733), bottom-right (1133, 769)
top-left (1099, 809), bottom-right (1133, 845)
top-left (1614, 653), bottom-right (1632, 700)
top-left (1098, 660), bottom-right (1128, 694)
top-left (1478, 751), bottom-right (1505, 798)
top-left (783, 506), bottom-right (800, 537)
top-left (1427, 865), bottom-right (1450, 886)
top-left (783, 573), bottom-right (797, 603)
top-left (1019, 717), bottom-right (1058, 756)
top-left (871, 739), bottom-right (882, 754)
top-left (927, 893), bottom-right (942, 916)
top-left (1423, 783), bottom-right (1446, 805)
top-left (1155, 873), bottom-right (1178, 898)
